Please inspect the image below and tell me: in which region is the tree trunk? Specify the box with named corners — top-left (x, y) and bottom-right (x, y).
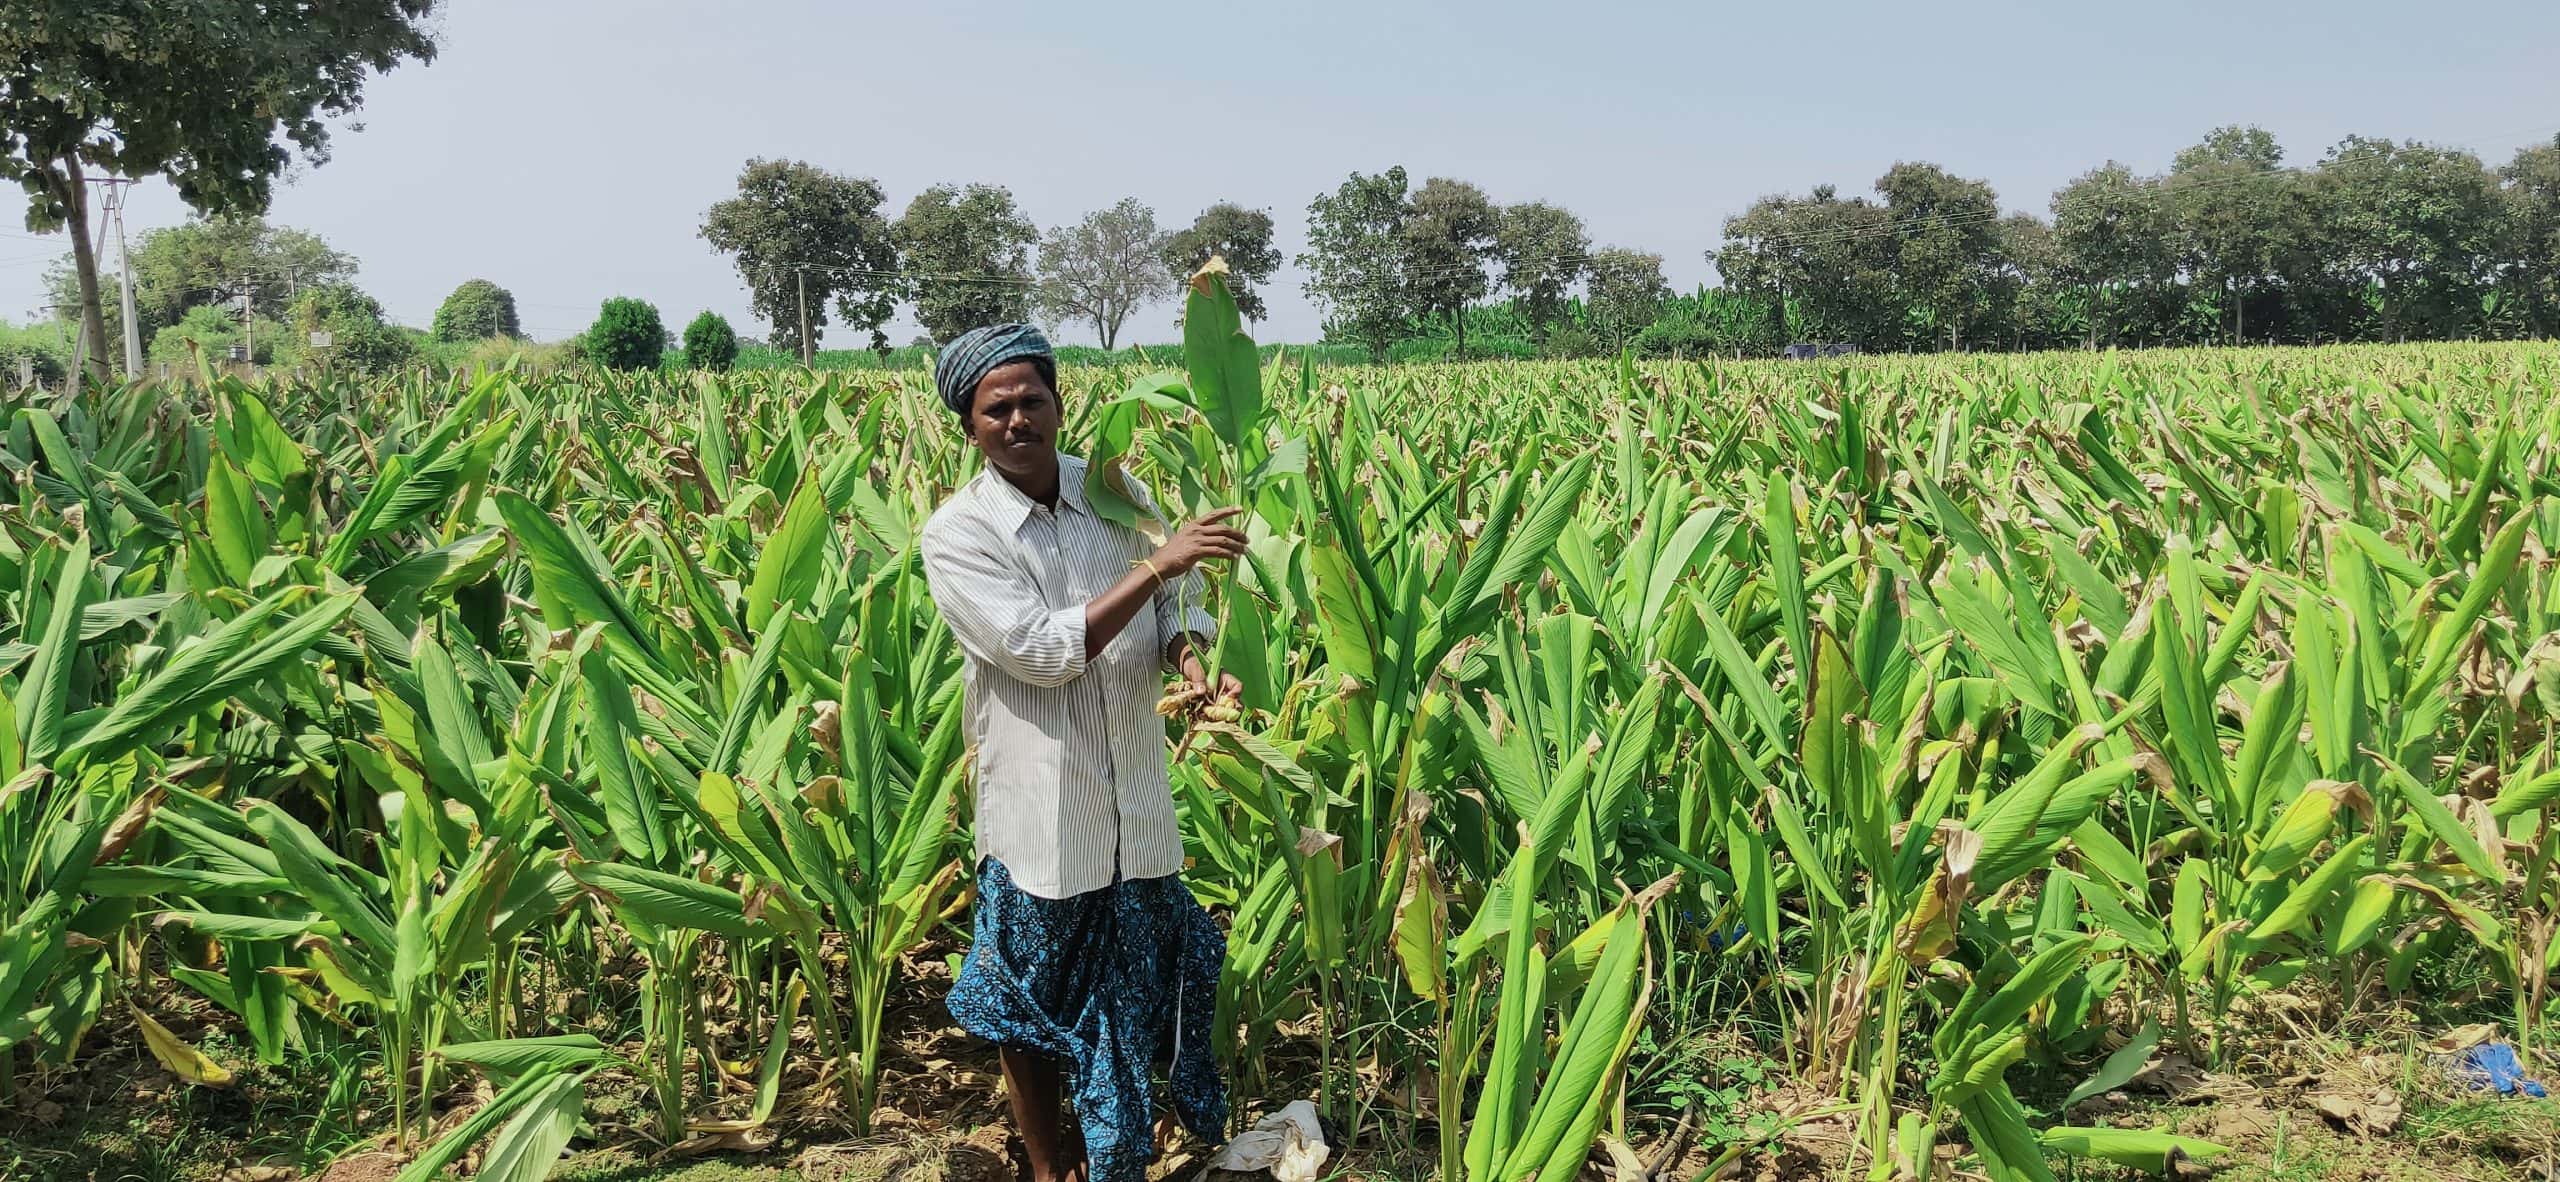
top-left (55, 156), bottom-right (112, 383)
top-left (2232, 277), bottom-right (2245, 345)
top-left (1452, 309), bottom-right (1466, 361)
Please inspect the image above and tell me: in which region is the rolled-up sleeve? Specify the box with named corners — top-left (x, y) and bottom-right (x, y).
top-left (921, 521), bottom-right (1089, 688)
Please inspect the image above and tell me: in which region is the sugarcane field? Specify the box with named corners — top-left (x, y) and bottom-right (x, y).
top-left (12, 3), bottom-right (2560, 1181)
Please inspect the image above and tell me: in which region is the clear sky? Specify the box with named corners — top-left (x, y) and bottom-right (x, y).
top-left (7, 0), bottom-right (2558, 348)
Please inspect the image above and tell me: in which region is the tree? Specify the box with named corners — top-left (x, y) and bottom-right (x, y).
top-left (1034, 198), bottom-right (1170, 350)
top-left (2501, 137), bottom-right (2560, 338)
top-left (1401, 178), bottom-right (1500, 357)
top-left (586, 298), bottom-right (666, 371)
top-left (45, 216), bottom-right (354, 354)
top-left (1, 1), bottom-right (437, 380)
top-left (700, 158), bottom-right (902, 361)
top-left (1584, 248), bottom-right (1670, 349)
top-left (2051, 163), bottom-right (2175, 347)
top-left (1993, 214), bottom-right (2073, 351)
top-left (1876, 162), bottom-right (2005, 350)
top-left (1302, 166), bottom-right (1413, 361)
top-left (1495, 201), bottom-right (1589, 344)
top-left (1717, 185), bottom-right (1898, 347)
top-left (683, 311), bottom-right (739, 371)
top-left (2316, 136), bottom-right (2506, 341)
top-left (290, 281), bottom-right (411, 374)
top-left (2165, 126), bottom-right (2293, 343)
top-left (1161, 203), bottom-right (1282, 321)
top-left (432, 279), bottom-right (520, 342)
top-left (893, 183), bottom-right (1038, 342)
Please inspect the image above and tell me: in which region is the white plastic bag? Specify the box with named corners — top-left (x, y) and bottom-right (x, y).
top-left (1206, 1099), bottom-right (1330, 1182)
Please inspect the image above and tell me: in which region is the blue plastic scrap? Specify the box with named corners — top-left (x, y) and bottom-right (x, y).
top-left (2451, 1042), bottom-right (2549, 1098)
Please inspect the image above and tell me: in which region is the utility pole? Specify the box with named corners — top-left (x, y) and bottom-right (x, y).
top-left (795, 267), bottom-right (812, 367)
top-left (94, 177), bottom-right (143, 376)
top-left (239, 276), bottom-right (255, 369)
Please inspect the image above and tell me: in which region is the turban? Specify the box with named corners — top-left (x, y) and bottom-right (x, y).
top-left (934, 323), bottom-right (1056, 417)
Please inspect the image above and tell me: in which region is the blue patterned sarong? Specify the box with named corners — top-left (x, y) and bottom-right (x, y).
top-left (946, 858), bottom-right (1228, 1182)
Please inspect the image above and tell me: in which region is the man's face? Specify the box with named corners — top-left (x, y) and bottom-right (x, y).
top-left (965, 360), bottom-right (1063, 482)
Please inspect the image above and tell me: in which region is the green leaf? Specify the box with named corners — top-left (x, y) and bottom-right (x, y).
top-left (569, 861), bottom-right (753, 939)
top-left (436, 1035), bottom-right (613, 1080)
top-left (2373, 752), bottom-right (2501, 882)
top-left (203, 452), bottom-right (269, 588)
top-left (1182, 266), bottom-right (1265, 456)
top-left (2064, 1018), bottom-right (2161, 1110)
top-left (471, 1070), bottom-right (586, 1182)
top-left (744, 468), bottom-right (830, 634)
top-left (67, 589), bottom-right (361, 768)
top-left (17, 532), bottom-right (91, 764)
top-left (2039, 1126), bottom-right (2229, 1170)
top-left (245, 802), bottom-right (394, 957)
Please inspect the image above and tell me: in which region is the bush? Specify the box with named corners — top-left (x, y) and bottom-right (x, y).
top-left (150, 305), bottom-right (287, 369)
top-left (418, 334), bottom-right (578, 378)
top-left (1462, 334), bottom-right (1538, 361)
top-left (683, 311), bottom-right (739, 371)
top-left (1385, 337), bottom-right (1451, 364)
top-left (289, 282), bottom-right (415, 374)
top-left (586, 298), bottom-right (666, 371)
top-left (432, 279), bottom-right (521, 341)
top-left (1633, 310), bottom-right (1725, 359)
top-left (1542, 320), bottom-right (1601, 359)
top-left (0, 321), bottom-right (70, 385)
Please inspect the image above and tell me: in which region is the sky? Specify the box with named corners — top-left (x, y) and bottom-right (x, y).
top-left (7, 0), bottom-right (2560, 349)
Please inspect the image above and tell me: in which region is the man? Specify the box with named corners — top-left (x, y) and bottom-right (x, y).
top-left (919, 323), bottom-right (1250, 1182)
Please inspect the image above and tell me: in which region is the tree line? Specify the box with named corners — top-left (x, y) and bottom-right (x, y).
top-left (695, 158), bottom-right (1285, 358)
top-left (701, 127), bottom-right (2560, 364)
top-left (1713, 127), bottom-right (2560, 355)
top-left (13, 0), bottom-right (2557, 371)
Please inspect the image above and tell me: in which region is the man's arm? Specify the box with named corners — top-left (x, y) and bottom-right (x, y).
top-left (1124, 471), bottom-right (1224, 669)
top-left (921, 526), bottom-right (1092, 688)
top-left (1083, 564), bottom-right (1165, 662)
top-left (923, 512), bottom-right (1250, 684)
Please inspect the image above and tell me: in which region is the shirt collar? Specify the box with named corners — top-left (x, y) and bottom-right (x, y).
top-left (977, 452), bottom-right (1090, 528)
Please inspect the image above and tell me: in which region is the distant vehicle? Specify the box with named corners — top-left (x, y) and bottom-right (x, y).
top-left (1783, 342), bottom-right (1861, 360)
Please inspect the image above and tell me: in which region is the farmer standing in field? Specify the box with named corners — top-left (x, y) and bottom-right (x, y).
top-left (919, 323), bottom-right (1250, 1182)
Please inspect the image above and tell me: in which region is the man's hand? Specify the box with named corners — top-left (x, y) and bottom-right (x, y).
top-left (1151, 507), bottom-right (1249, 579)
top-left (1174, 639), bottom-right (1244, 706)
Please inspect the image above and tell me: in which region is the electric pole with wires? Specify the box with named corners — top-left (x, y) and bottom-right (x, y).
top-left (92, 176), bottom-right (143, 376)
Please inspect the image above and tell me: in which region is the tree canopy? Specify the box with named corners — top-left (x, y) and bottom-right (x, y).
top-left (682, 310), bottom-right (739, 371)
top-left (433, 279), bottom-right (521, 342)
top-left (1162, 203), bottom-right (1282, 321)
top-left (2, 0), bottom-right (438, 377)
top-left (1403, 177), bottom-right (1500, 357)
top-left (894, 183), bottom-right (1038, 343)
top-left (1302, 166), bottom-right (1413, 361)
top-left (700, 158), bottom-right (902, 360)
top-left (45, 216), bottom-right (355, 355)
top-left (290, 281), bottom-right (412, 374)
top-left (585, 297), bottom-right (665, 371)
top-left (1495, 201), bottom-right (1590, 343)
top-left (1034, 198), bottom-right (1169, 350)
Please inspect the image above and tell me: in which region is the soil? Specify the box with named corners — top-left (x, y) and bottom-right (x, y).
top-left (8, 975), bottom-right (2560, 1182)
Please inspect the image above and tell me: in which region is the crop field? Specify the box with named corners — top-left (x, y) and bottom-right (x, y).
top-left (6, 308), bottom-right (2560, 1180)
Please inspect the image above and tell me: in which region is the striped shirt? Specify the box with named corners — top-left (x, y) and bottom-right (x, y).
top-left (920, 452), bottom-right (1217, 900)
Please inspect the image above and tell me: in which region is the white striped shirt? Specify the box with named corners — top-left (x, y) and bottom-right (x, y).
top-left (920, 452), bottom-right (1217, 900)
